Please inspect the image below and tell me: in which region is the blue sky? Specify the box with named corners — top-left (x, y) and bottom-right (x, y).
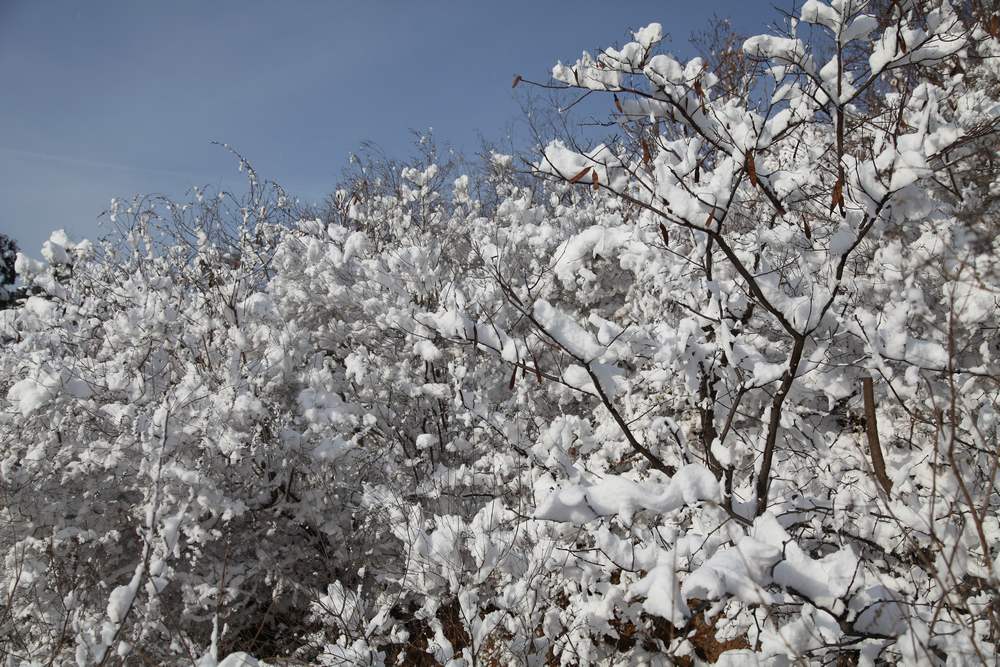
top-left (0, 1), bottom-right (767, 253)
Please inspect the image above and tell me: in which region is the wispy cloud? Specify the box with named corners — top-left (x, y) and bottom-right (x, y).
top-left (0, 145), bottom-right (206, 179)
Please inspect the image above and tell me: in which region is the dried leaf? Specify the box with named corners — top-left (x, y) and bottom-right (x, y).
top-left (591, 169), bottom-right (600, 191)
top-left (863, 377), bottom-right (893, 496)
top-left (614, 94), bottom-right (624, 114)
top-left (694, 160), bottom-right (701, 183)
top-left (988, 14), bottom-right (1000, 39)
top-left (641, 139), bottom-right (652, 165)
top-left (569, 166), bottom-right (591, 183)
top-left (693, 78), bottom-right (706, 112)
top-left (705, 210), bottom-right (714, 227)
top-left (530, 350), bottom-right (543, 384)
top-left (659, 223), bottom-right (670, 246)
top-left (745, 150), bottom-right (758, 187)
top-left (512, 74), bottom-right (523, 88)
top-left (508, 365), bottom-right (518, 391)
top-left (830, 176), bottom-right (844, 214)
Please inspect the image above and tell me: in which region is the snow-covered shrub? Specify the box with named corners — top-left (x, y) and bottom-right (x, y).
top-left (0, 233), bottom-right (18, 309)
top-left (2, 1), bottom-right (999, 664)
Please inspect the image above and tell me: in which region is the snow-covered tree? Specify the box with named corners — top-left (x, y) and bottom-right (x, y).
top-left (0, 233), bottom-right (17, 309)
top-left (2, 1), bottom-right (999, 664)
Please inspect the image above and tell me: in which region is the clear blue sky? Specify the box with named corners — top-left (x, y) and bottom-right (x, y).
top-left (0, 1), bottom-right (768, 254)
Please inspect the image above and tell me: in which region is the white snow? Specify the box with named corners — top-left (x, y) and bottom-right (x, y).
top-left (534, 463), bottom-right (720, 523)
top-left (533, 299), bottom-right (605, 361)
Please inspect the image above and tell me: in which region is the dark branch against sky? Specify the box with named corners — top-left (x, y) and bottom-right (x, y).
top-left (0, 0), bottom-right (764, 252)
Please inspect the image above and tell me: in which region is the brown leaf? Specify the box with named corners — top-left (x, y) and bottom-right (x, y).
top-left (705, 210), bottom-right (714, 227)
top-left (988, 15), bottom-right (1000, 39)
top-left (512, 74), bottom-right (523, 88)
top-left (614, 94), bottom-right (624, 114)
top-left (591, 169), bottom-right (600, 191)
top-left (530, 350), bottom-right (543, 384)
top-left (694, 79), bottom-right (707, 113)
top-left (694, 160), bottom-right (701, 184)
top-left (830, 176), bottom-right (844, 214)
top-left (641, 139), bottom-right (652, 165)
top-left (745, 150), bottom-right (758, 187)
top-left (659, 223), bottom-right (670, 246)
top-left (863, 377), bottom-right (893, 496)
top-left (569, 166), bottom-right (591, 183)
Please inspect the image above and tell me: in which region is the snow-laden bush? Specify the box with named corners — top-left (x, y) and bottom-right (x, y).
top-left (2, 1), bottom-right (1000, 664)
